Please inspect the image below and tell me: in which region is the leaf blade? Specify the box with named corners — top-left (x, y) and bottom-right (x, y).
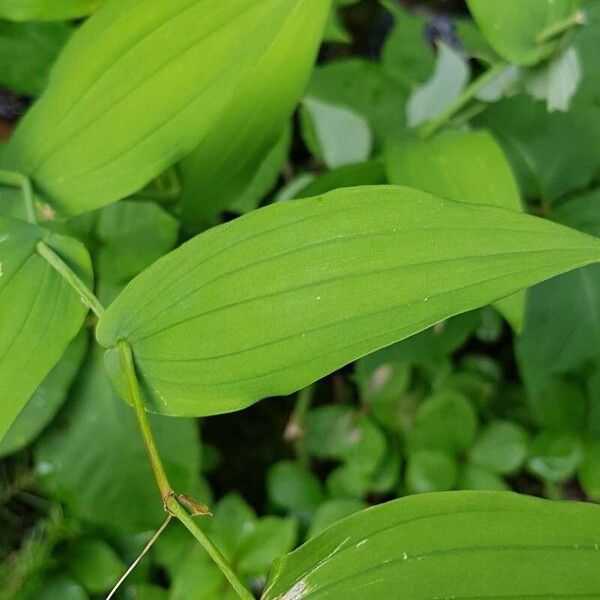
top-left (96, 186), bottom-right (600, 417)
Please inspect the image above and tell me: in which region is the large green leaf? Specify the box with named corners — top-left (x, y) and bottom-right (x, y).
top-left (0, 217), bottom-right (92, 440)
top-left (262, 491), bottom-right (600, 599)
top-left (178, 0), bottom-right (329, 223)
top-left (96, 186), bottom-right (600, 417)
top-left (0, 0), bottom-right (331, 217)
top-left (385, 129), bottom-right (525, 330)
top-left (466, 0), bottom-right (583, 66)
top-left (0, 0), bottom-right (103, 21)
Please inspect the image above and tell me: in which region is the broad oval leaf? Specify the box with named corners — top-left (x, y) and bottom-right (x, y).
top-left (0, 217), bottom-right (92, 440)
top-left (262, 491), bottom-right (600, 599)
top-left (385, 129), bottom-right (525, 330)
top-left (466, 0), bottom-right (583, 66)
top-left (96, 186), bottom-right (600, 417)
top-left (179, 1), bottom-right (330, 223)
top-left (0, 0), bottom-right (330, 217)
top-left (0, 0), bottom-right (103, 22)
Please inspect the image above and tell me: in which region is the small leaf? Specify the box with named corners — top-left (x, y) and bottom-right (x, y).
top-left (468, 420), bottom-right (529, 475)
top-left (579, 440), bottom-right (600, 501)
top-left (405, 449), bottom-right (458, 493)
top-left (307, 499), bottom-right (367, 540)
top-left (0, 217), bottom-right (92, 441)
top-left (527, 431), bottom-right (583, 482)
top-left (263, 491), bottom-right (600, 600)
top-left (96, 186), bottom-right (600, 418)
top-left (300, 98), bottom-right (372, 169)
top-left (268, 461), bottom-right (325, 517)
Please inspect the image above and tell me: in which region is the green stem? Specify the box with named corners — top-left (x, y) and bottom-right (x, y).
top-left (165, 495), bottom-right (255, 600)
top-left (0, 169), bottom-right (37, 224)
top-left (36, 241), bottom-right (105, 318)
top-left (536, 10), bottom-right (585, 44)
top-left (418, 61), bottom-right (508, 140)
top-left (118, 341), bottom-right (172, 501)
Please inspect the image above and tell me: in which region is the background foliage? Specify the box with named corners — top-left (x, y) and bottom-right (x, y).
top-left (1, 0), bottom-right (599, 598)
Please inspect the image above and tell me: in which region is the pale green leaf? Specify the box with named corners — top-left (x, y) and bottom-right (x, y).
top-left (0, 0), bottom-right (331, 217)
top-left (96, 186), bottom-right (600, 418)
top-left (262, 491), bottom-right (600, 600)
top-left (407, 43), bottom-right (470, 128)
top-left (466, 0), bottom-right (583, 66)
top-left (0, 217), bottom-right (92, 441)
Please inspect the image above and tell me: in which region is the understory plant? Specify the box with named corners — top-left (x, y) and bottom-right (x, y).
top-left (1, 0), bottom-right (600, 598)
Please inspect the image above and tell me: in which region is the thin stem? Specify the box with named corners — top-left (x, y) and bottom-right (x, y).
top-left (0, 169), bottom-right (37, 224)
top-left (118, 341), bottom-right (172, 501)
top-left (165, 495), bottom-right (255, 600)
top-left (418, 61), bottom-right (507, 139)
top-left (536, 10), bottom-right (585, 44)
top-left (106, 515), bottom-right (173, 600)
top-left (36, 241), bottom-right (105, 318)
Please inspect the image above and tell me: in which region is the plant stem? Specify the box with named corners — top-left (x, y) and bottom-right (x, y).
top-left (0, 169), bottom-right (37, 224)
top-left (536, 10), bottom-right (585, 44)
top-left (36, 238), bottom-right (253, 600)
top-left (106, 515), bottom-right (173, 600)
top-left (118, 341), bottom-right (172, 501)
top-left (36, 241), bottom-right (105, 318)
top-left (418, 61), bottom-right (507, 139)
top-left (165, 495), bottom-right (255, 600)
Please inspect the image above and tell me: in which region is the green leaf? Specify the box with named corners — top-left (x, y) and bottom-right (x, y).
top-left (406, 43), bottom-right (470, 128)
top-left (0, 217), bottom-right (92, 441)
top-left (268, 461), bottom-right (325, 517)
top-left (96, 185), bottom-right (600, 418)
top-left (28, 575), bottom-right (89, 600)
top-left (468, 420), bottom-right (529, 475)
top-left (457, 464), bottom-right (509, 491)
top-left (34, 347), bottom-right (204, 532)
top-left (64, 538), bottom-right (125, 595)
top-left (380, 3), bottom-right (435, 89)
top-left (527, 431), bottom-right (583, 482)
top-left (306, 59), bottom-right (409, 149)
top-left (407, 391), bottom-right (478, 455)
top-left (0, 20), bottom-right (72, 96)
top-left (0, 0), bottom-right (103, 21)
top-left (226, 125), bottom-right (292, 215)
top-left (405, 449), bottom-right (458, 493)
top-left (307, 499), bottom-right (367, 540)
top-left (95, 200), bottom-right (179, 286)
top-left (264, 491), bottom-right (600, 599)
top-left (466, 0), bottom-right (583, 66)
top-left (0, 331), bottom-right (87, 458)
top-left (385, 129), bottom-right (525, 331)
top-left (0, 0), bottom-right (331, 217)
top-left (295, 160), bottom-right (386, 200)
top-left (516, 192), bottom-right (600, 394)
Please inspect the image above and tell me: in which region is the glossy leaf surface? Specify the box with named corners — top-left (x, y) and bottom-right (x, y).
top-left (263, 491), bottom-right (600, 599)
top-left (0, 0), bottom-right (330, 217)
top-left (466, 0), bottom-right (582, 66)
top-left (96, 186), bottom-right (600, 417)
top-left (0, 217), bottom-right (92, 440)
